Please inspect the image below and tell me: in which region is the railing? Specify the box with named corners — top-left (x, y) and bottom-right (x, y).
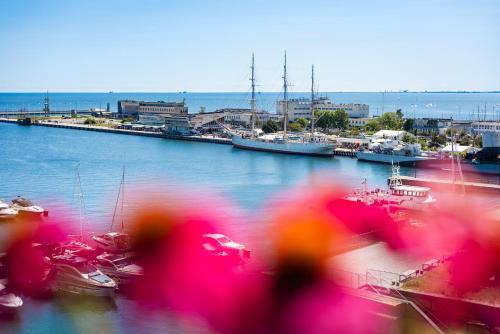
top-left (364, 270), bottom-right (447, 334)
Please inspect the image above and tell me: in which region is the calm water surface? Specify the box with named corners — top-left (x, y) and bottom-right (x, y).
top-left (1, 92), bottom-right (499, 119)
top-left (0, 122), bottom-right (497, 333)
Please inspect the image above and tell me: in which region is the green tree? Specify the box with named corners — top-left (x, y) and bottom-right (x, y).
top-left (378, 112), bottom-right (404, 130)
top-left (296, 117), bottom-right (308, 129)
top-left (199, 106), bottom-right (206, 113)
top-left (402, 133), bottom-right (417, 144)
top-left (418, 137), bottom-right (429, 151)
top-left (474, 135), bottom-right (483, 148)
top-left (332, 109), bottom-right (349, 130)
top-left (364, 118), bottom-right (381, 132)
top-left (403, 118), bottom-right (414, 132)
top-left (315, 110), bottom-right (348, 130)
top-left (289, 122), bottom-right (303, 132)
top-left (429, 133), bottom-right (446, 148)
top-left (262, 119), bottom-right (280, 133)
top-left (315, 110), bottom-right (335, 129)
top-left (347, 126), bottom-right (360, 136)
top-left (396, 109), bottom-right (404, 119)
top-left (84, 118), bottom-right (97, 125)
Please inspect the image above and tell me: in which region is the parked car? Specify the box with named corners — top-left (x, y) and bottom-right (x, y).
top-left (201, 234), bottom-right (250, 266)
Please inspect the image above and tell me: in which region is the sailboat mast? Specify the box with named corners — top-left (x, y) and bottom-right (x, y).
top-left (250, 53), bottom-right (256, 138)
top-left (283, 52), bottom-right (288, 139)
top-left (121, 166), bottom-right (125, 231)
top-left (75, 164), bottom-right (85, 239)
top-left (311, 64), bottom-right (315, 135)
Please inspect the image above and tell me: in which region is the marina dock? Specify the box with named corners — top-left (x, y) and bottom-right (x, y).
top-left (334, 148), bottom-right (357, 157)
top-left (395, 175), bottom-right (500, 194)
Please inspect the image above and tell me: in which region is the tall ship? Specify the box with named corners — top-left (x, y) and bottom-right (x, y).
top-left (231, 54), bottom-right (335, 157)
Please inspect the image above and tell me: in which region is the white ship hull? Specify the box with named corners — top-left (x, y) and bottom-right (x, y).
top-left (232, 135), bottom-right (334, 156)
top-left (356, 151), bottom-right (430, 165)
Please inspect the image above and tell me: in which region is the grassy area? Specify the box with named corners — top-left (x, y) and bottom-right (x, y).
top-left (402, 263), bottom-right (500, 306)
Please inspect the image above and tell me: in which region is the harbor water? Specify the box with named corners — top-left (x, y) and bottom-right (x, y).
top-left (0, 92), bottom-right (499, 333)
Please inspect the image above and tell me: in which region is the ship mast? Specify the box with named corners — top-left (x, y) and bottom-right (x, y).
top-left (310, 64), bottom-right (315, 136)
top-left (250, 53), bottom-right (256, 138)
top-left (282, 52), bottom-right (288, 140)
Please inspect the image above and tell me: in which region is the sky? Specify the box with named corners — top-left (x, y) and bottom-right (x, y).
top-left (0, 0), bottom-right (499, 92)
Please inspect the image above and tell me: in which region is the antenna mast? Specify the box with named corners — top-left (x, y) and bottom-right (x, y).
top-left (43, 91), bottom-right (50, 117)
top-left (311, 64), bottom-right (315, 136)
top-left (283, 52), bottom-right (288, 139)
top-left (250, 53), bottom-right (256, 138)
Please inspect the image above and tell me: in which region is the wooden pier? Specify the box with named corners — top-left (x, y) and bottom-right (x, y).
top-left (395, 175), bottom-right (500, 194)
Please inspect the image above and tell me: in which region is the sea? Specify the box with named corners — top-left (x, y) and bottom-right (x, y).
top-left (1, 92), bottom-right (500, 120)
top-left (0, 92), bottom-right (499, 333)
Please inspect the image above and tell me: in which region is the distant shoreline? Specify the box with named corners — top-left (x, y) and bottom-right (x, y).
top-left (0, 91), bottom-right (499, 94)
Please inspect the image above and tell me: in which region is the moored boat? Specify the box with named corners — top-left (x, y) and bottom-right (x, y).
top-left (92, 168), bottom-right (133, 253)
top-left (356, 141), bottom-right (430, 166)
top-left (11, 197), bottom-right (48, 216)
top-left (0, 200), bottom-right (18, 221)
top-left (51, 253), bottom-right (117, 297)
top-left (0, 283), bottom-right (23, 311)
top-left (231, 54), bottom-right (335, 157)
top-left (94, 252), bottom-right (143, 285)
top-left (92, 232), bottom-right (132, 253)
top-left (345, 164), bottom-right (436, 213)
top-left (232, 134), bottom-right (335, 156)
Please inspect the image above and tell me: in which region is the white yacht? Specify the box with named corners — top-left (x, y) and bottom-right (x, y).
top-left (356, 140), bottom-right (430, 165)
top-left (51, 253), bottom-right (117, 297)
top-left (231, 54), bottom-right (335, 157)
top-left (11, 197), bottom-right (47, 216)
top-left (0, 283), bottom-right (23, 311)
top-left (0, 200), bottom-right (18, 220)
top-left (92, 232), bottom-right (131, 253)
top-left (94, 253), bottom-right (143, 285)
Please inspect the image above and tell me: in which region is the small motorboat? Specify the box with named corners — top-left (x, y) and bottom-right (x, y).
top-left (92, 232), bottom-right (132, 253)
top-left (0, 283), bottom-right (23, 311)
top-left (51, 253), bottom-right (117, 297)
top-left (0, 200), bottom-right (18, 221)
top-left (11, 197), bottom-right (48, 216)
top-left (94, 252), bottom-right (143, 285)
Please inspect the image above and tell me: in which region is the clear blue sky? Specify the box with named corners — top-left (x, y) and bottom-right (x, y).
top-left (0, 0), bottom-right (499, 92)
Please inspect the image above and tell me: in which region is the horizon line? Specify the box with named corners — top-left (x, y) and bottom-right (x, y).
top-left (1, 90), bottom-right (500, 94)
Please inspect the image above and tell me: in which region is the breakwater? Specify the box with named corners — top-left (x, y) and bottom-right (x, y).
top-left (0, 118), bottom-right (231, 145)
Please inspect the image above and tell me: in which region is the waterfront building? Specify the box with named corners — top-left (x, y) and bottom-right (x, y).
top-left (117, 100), bottom-right (188, 125)
top-left (117, 100), bottom-right (140, 118)
top-left (471, 121), bottom-right (500, 134)
top-left (138, 101), bottom-right (188, 126)
top-left (164, 114), bottom-right (191, 135)
top-left (276, 97), bottom-right (369, 121)
top-left (411, 118), bottom-right (452, 135)
top-left (190, 109), bottom-right (269, 131)
top-left (348, 117), bottom-right (374, 128)
top-left (450, 120), bottom-right (473, 134)
top-left (470, 122), bottom-right (500, 161)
